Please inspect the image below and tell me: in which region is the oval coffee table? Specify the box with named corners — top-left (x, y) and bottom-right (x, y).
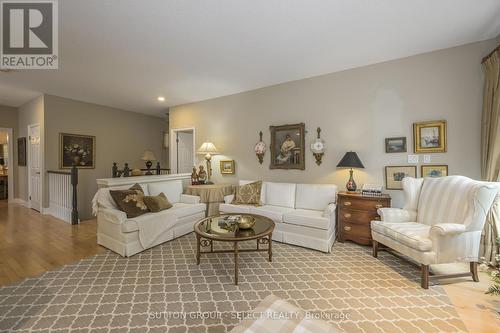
top-left (193, 213), bottom-right (275, 285)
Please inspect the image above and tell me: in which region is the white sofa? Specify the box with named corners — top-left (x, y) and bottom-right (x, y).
top-left (92, 179), bottom-right (205, 257)
top-left (371, 176), bottom-right (499, 288)
top-left (220, 180), bottom-right (337, 253)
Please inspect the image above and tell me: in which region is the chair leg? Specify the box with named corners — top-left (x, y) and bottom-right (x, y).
top-left (470, 262), bottom-right (479, 282)
top-left (372, 240), bottom-right (378, 258)
top-left (421, 264), bottom-right (429, 289)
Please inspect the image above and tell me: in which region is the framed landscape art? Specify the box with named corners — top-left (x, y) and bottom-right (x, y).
top-left (60, 133), bottom-right (96, 169)
top-left (421, 164), bottom-right (448, 178)
top-left (269, 123), bottom-right (305, 170)
top-left (385, 165), bottom-right (417, 190)
top-left (413, 120), bottom-right (447, 153)
top-left (220, 160), bottom-right (235, 174)
top-left (385, 137), bottom-right (407, 153)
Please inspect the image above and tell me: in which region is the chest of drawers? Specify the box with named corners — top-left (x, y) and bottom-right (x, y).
top-left (337, 192), bottom-right (391, 245)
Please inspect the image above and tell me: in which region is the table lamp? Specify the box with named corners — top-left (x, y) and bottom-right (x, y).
top-left (197, 142), bottom-right (220, 184)
top-left (141, 150), bottom-right (157, 175)
top-left (336, 151), bottom-right (365, 191)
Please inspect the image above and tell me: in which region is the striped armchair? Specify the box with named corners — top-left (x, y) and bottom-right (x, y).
top-left (371, 176), bottom-right (498, 288)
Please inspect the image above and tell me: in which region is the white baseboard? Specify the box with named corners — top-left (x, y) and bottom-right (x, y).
top-left (9, 198), bottom-right (28, 206)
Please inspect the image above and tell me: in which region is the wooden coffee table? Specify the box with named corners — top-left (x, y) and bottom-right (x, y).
top-left (193, 213), bottom-right (275, 285)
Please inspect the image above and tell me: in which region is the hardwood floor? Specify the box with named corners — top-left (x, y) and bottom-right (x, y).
top-left (0, 200), bottom-right (104, 286)
top-left (1, 201), bottom-right (498, 332)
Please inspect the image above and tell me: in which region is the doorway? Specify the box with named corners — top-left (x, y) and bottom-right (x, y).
top-left (0, 128), bottom-right (13, 202)
top-left (28, 124), bottom-right (41, 211)
top-left (170, 128), bottom-right (195, 174)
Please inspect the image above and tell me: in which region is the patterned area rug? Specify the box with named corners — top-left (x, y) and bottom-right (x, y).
top-left (0, 233), bottom-right (467, 333)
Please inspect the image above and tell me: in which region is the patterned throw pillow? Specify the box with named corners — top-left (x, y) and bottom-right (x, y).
top-left (231, 181), bottom-right (263, 205)
top-left (143, 192), bottom-right (173, 213)
top-left (110, 183), bottom-right (149, 218)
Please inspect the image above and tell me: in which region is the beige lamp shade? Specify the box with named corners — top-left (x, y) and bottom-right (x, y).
top-left (141, 150), bottom-right (157, 161)
top-left (197, 142), bottom-right (220, 155)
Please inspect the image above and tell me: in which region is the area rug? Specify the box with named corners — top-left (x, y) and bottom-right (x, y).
top-left (0, 233), bottom-right (467, 332)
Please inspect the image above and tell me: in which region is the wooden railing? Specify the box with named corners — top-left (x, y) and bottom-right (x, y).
top-left (47, 165), bottom-right (79, 224)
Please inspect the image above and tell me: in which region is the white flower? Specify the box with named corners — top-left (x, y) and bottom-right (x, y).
top-left (491, 270), bottom-right (498, 277)
top-left (479, 263), bottom-right (489, 272)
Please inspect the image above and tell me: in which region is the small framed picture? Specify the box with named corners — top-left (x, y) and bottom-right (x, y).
top-left (413, 120), bottom-right (447, 153)
top-left (17, 137), bottom-right (26, 166)
top-left (385, 165), bottom-right (417, 190)
top-left (385, 137), bottom-right (407, 153)
top-left (421, 165), bottom-right (448, 178)
top-left (220, 160), bottom-right (235, 174)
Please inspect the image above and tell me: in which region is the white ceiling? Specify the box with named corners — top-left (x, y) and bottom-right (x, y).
top-left (1, 0), bottom-right (499, 115)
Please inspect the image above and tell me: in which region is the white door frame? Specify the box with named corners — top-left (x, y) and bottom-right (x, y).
top-left (27, 123), bottom-right (42, 211)
top-left (170, 127), bottom-right (195, 174)
top-left (0, 127), bottom-right (14, 202)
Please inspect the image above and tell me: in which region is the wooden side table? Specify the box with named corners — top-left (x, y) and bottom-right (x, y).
top-left (184, 183), bottom-right (233, 216)
top-left (337, 192), bottom-right (391, 245)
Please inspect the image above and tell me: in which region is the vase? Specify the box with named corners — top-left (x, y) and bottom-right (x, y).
top-left (346, 169), bottom-right (357, 191)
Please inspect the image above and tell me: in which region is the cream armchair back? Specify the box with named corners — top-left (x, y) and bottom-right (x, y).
top-left (372, 176), bottom-right (498, 288)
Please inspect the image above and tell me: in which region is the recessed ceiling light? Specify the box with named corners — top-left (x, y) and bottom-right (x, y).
top-left (157, 96), bottom-right (165, 102)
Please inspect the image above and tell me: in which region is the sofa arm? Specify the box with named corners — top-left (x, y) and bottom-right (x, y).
top-left (430, 223), bottom-right (466, 236)
top-left (377, 208), bottom-right (416, 223)
top-left (180, 194), bottom-right (201, 204)
top-left (224, 194), bottom-right (235, 204)
top-left (98, 208), bottom-right (127, 224)
top-left (322, 203), bottom-right (336, 218)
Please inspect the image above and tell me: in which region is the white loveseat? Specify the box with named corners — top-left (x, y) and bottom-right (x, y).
top-left (220, 181), bottom-right (337, 253)
top-left (371, 176), bottom-right (499, 288)
top-left (92, 179), bottom-right (205, 257)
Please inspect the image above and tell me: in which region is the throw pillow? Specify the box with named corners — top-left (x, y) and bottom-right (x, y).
top-left (110, 184), bottom-right (149, 218)
top-left (231, 181), bottom-right (263, 205)
top-left (143, 192), bottom-right (173, 213)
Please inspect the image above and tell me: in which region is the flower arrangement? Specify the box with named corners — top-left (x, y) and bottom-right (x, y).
top-left (479, 237), bottom-right (500, 296)
top-left (64, 143), bottom-right (90, 166)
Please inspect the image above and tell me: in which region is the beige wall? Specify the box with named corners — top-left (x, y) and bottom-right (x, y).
top-left (43, 95), bottom-right (167, 219)
top-left (170, 39), bottom-right (497, 207)
top-left (17, 95), bottom-right (44, 202)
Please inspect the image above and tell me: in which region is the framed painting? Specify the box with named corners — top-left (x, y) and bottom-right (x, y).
top-left (385, 137), bottom-right (407, 153)
top-left (269, 123), bottom-right (305, 170)
top-left (59, 133), bottom-right (96, 169)
top-left (413, 120), bottom-right (447, 153)
top-left (385, 165), bottom-right (417, 190)
top-left (421, 164), bottom-right (448, 178)
top-left (220, 160), bottom-right (235, 174)
top-left (17, 137), bottom-right (26, 166)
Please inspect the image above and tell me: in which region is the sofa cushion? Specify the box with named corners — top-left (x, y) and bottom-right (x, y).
top-left (95, 183), bottom-right (149, 210)
top-left (143, 192), bottom-right (173, 212)
top-left (109, 185), bottom-right (149, 218)
top-left (283, 209), bottom-right (330, 230)
top-left (250, 205), bottom-right (293, 223)
top-left (239, 180), bottom-right (266, 203)
top-left (123, 208), bottom-right (176, 233)
top-left (371, 221), bottom-right (432, 251)
top-left (265, 182), bottom-right (296, 208)
top-left (219, 203), bottom-right (252, 214)
top-left (170, 202), bottom-right (205, 219)
top-left (148, 180), bottom-right (183, 203)
top-left (295, 184), bottom-right (337, 211)
top-left (232, 181), bottom-right (262, 205)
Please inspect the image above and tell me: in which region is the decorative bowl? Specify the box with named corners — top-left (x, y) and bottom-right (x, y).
top-left (237, 215), bottom-right (256, 229)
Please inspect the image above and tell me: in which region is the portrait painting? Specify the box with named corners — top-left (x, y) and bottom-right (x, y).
top-left (269, 123), bottom-right (305, 170)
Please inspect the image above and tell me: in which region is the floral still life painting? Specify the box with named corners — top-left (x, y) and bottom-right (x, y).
top-left (60, 133), bottom-right (96, 169)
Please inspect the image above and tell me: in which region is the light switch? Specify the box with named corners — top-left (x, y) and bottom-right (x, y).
top-left (407, 155), bottom-right (419, 164)
top-left (423, 155), bottom-right (431, 163)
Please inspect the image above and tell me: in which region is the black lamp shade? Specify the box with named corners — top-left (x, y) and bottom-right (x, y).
top-left (336, 151), bottom-right (364, 169)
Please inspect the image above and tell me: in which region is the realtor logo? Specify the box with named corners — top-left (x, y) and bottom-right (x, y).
top-left (1, 0), bottom-right (58, 69)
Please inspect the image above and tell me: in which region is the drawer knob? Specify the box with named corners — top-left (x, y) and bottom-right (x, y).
top-left (375, 204), bottom-right (383, 209)
top-left (344, 226), bottom-right (351, 231)
top-left (344, 213), bottom-right (351, 218)
top-left (344, 201), bottom-right (352, 206)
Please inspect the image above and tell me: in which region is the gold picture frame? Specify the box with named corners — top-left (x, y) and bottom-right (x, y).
top-left (269, 123), bottom-right (305, 170)
top-left (385, 165), bottom-right (417, 190)
top-left (421, 164), bottom-right (448, 178)
top-left (413, 120), bottom-right (447, 153)
top-left (220, 160), bottom-right (235, 174)
top-left (60, 133), bottom-right (96, 169)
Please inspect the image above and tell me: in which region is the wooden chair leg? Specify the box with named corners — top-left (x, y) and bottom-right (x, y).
top-left (470, 262), bottom-right (479, 282)
top-left (421, 264), bottom-right (429, 289)
top-left (372, 240), bottom-right (378, 258)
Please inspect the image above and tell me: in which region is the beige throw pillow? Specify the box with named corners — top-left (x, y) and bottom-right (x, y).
top-left (143, 192), bottom-right (173, 213)
top-left (231, 181), bottom-right (263, 205)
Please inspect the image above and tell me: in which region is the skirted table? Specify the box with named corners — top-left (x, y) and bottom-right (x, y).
top-left (184, 183), bottom-right (233, 216)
